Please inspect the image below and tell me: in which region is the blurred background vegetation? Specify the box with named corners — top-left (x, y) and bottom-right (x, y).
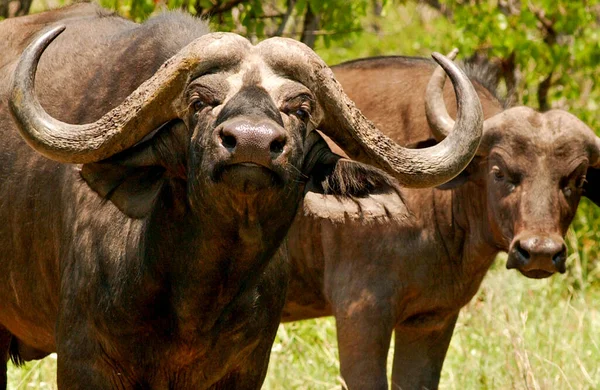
top-left (3, 0), bottom-right (600, 388)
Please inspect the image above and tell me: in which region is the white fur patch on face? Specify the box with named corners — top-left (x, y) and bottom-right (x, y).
top-left (212, 48), bottom-right (321, 127)
top-left (223, 54), bottom-right (289, 104)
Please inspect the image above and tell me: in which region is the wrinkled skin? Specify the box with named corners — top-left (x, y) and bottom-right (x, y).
top-left (280, 56), bottom-right (600, 389)
top-left (0, 7), bottom-right (419, 389)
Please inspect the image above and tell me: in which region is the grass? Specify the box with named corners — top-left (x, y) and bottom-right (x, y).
top-left (8, 254), bottom-right (600, 390)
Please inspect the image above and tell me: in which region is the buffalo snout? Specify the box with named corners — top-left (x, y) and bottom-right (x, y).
top-left (507, 234), bottom-right (567, 278)
top-left (212, 118), bottom-right (290, 193)
top-left (217, 118), bottom-right (289, 169)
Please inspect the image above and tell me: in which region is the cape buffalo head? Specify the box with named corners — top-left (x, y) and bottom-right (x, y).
top-left (425, 59), bottom-right (600, 279)
top-left (10, 26), bottom-right (483, 224)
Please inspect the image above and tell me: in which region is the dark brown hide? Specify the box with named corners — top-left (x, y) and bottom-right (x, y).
top-left (281, 56), bottom-right (600, 389)
top-left (0, 6), bottom-right (429, 389)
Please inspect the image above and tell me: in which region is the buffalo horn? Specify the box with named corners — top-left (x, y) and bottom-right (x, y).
top-left (259, 38), bottom-right (483, 188)
top-left (425, 48), bottom-right (459, 141)
top-left (9, 26), bottom-right (245, 164)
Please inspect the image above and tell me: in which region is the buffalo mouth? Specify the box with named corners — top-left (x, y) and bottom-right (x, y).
top-left (515, 268), bottom-right (555, 279)
top-left (216, 163), bottom-right (283, 194)
top-left (506, 237), bottom-right (567, 279)
top-left (506, 253), bottom-right (558, 279)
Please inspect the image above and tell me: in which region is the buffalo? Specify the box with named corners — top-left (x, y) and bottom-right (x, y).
top-left (0, 4), bottom-right (484, 389)
top-left (280, 54), bottom-right (600, 389)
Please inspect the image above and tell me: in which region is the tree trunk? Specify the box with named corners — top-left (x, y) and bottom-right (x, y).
top-left (300, 3), bottom-right (319, 49)
top-left (537, 71), bottom-right (553, 112)
top-left (15, 0), bottom-right (32, 16)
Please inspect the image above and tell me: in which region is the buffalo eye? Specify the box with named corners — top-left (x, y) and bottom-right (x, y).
top-left (284, 94), bottom-right (313, 122)
top-left (492, 165), bottom-right (517, 193)
top-left (505, 182), bottom-right (516, 193)
top-left (491, 166), bottom-right (504, 181)
top-left (562, 175), bottom-right (586, 198)
top-left (193, 99), bottom-right (211, 112)
top-left (190, 93), bottom-right (219, 113)
top-left (295, 107), bottom-right (310, 121)
top-left (561, 173), bottom-right (587, 199)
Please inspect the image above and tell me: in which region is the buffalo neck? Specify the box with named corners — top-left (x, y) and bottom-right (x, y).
top-left (443, 183), bottom-right (500, 276)
top-left (135, 183), bottom-right (299, 339)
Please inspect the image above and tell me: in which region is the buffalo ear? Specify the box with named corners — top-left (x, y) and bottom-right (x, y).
top-left (584, 167), bottom-right (600, 206)
top-left (405, 138), bottom-right (438, 149)
top-left (302, 131), bottom-right (400, 197)
top-left (407, 137), bottom-right (473, 190)
top-left (80, 121), bottom-right (188, 219)
top-left (436, 170), bottom-right (471, 190)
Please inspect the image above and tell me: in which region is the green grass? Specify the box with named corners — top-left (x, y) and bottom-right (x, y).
top-left (8, 255), bottom-right (600, 389)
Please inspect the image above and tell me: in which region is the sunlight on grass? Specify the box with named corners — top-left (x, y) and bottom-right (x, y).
top-left (7, 353), bottom-right (56, 390)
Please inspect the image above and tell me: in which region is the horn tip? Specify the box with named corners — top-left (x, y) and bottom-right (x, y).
top-left (431, 49), bottom-right (459, 64)
top-left (431, 52), bottom-right (449, 68)
top-left (44, 25), bottom-right (66, 39)
top-left (448, 48), bottom-right (459, 60)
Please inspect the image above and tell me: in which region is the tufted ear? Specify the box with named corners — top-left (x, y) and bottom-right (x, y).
top-left (302, 131), bottom-right (401, 198)
top-left (80, 121), bottom-right (188, 218)
top-left (584, 167), bottom-right (600, 207)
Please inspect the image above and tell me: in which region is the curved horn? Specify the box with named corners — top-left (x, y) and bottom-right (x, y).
top-left (10, 26), bottom-right (247, 164)
top-left (258, 39), bottom-right (483, 188)
top-left (425, 48), bottom-right (458, 141)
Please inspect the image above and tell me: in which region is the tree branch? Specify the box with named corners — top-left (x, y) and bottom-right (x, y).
top-left (200, 0), bottom-right (246, 18)
top-left (1, 0), bottom-right (33, 18)
top-left (275, 0), bottom-right (295, 36)
top-left (498, 0), bottom-right (520, 16)
top-left (419, 0), bottom-right (453, 20)
top-left (0, 0), bottom-right (9, 18)
top-left (529, 3), bottom-right (556, 45)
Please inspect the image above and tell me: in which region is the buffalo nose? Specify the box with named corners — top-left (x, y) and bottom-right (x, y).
top-left (512, 235), bottom-right (567, 274)
top-left (218, 119), bottom-right (288, 167)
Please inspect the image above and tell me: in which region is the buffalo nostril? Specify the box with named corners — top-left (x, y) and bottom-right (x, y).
top-left (270, 138), bottom-right (286, 155)
top-left (515, 241), bottom-right (530, 261)
top-left (552, 245), bottom-right (567, 269)
top-left (552, 246), bottom-right (566, 262)
top-left (221, 134), bottom-right (237, 151)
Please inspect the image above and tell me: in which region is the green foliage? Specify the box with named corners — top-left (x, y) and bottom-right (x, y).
top-left (45, 0), bottom-right (376, 47)
top-left (444, 0), bottom-right (600, 121)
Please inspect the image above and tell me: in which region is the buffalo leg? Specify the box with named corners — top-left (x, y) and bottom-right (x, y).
top-left (209, 317), bottom-right (282, 390)
top-left (391, 313), bottom-right (459, 390)
top-left (0, 327), bottom-right (9, 390)
top-left (209, 341), bottom-right (274, 390)
top-left (56, 328), bottom-right (125, 390)
top-left (334, 301), bottom-right (395, 389)
top-left (57, 358), bottom-right (120, 390)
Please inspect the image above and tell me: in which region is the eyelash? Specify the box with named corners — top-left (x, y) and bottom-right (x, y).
top-left (287, 97), bottom-right (313, 121)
